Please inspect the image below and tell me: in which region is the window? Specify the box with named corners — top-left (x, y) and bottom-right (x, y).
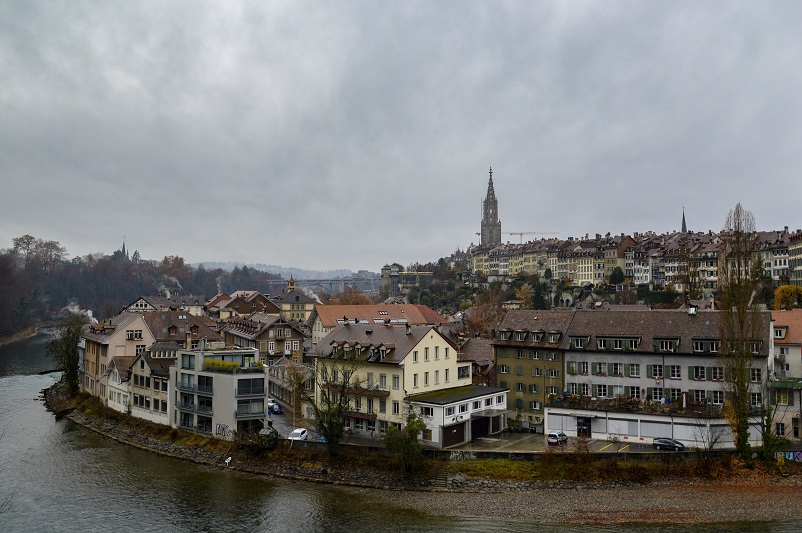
top-left (459, 403), bottom-right (469, 413)
top-left (458, 365), bottom-right (470, 379)
top-left (548, 369), bottom-right (559, 378)
top-left (445, 406), bottom-right (455, 416)
top-left (580, 362), bottom-right (588, 375)
top-left (413, 351), bottom-right (418, 363)
top-left (496, 395), bottom-right (505, 404)
top-left (420, 406), bottom-right (433, 417)
top-left (546, 386), bottom-right (558, 395)
top-left (750, 368), bottom-right (762, 383)
top-left (614, 339), bottom-right (623, 350)
top-left (529, 384), bottom-right (540, 393)
top-left (630, 387), bottom-right (641, 399)
top-left (136, 345), bottom-right (146, 356)
top-left (712, 390), bottom-right (724, 405)
top-left (393, 401), bottom-right (400, 415)
top-left (424, 372), bottom-right (429, 386)
top-left (499, 331), bottom-right (511, 341)
top-left (392, 375), bottom-right (400, 389)
top-left (693, 390), bottom-right (706, 403)
top-left (651, 365), bottom-right (663, 379)
top-left (597, 384), bottom-right (608, 398)
top-left (434, 370), bottom-right (439, 384)
top-left (751, 392), bottom-right (762, 406)
top-left (670, 388), bottom-right (682, 402)
top-left (694, 366), bottom-right (706, 380)
top-left (581, 383), bottom-right (590, 396)
top-left (651, 387), bottom-right (663, 401)
top-left (445, 347), bottom-right (449, 359)
top-left (424, 347), bottom-right (429, 361)
top-left (516, 350), bottom-right (525, 359)
top-left (532, 367), bottom-right (542, 377)
top-left (529, 401), bottom-right (542, 410)
top-left (629, 364), bottom-right (640, 378)
top-left (445, 368), bottom-right (449, 382)
top-left (776, 422), bottom-right (786, 437)
top-left (670, 365), bottom-right (681, 379)
top-left (712, 367), bottom-right (724, 381)
top-left (380, 374), bottom-right (387, 388)
top-left (498, 365), bottom-right (509, 374)
top-left (517, 382), bottom-right (525, 392)
top-left (658, 340), bottom-right (677, 352)
top-left (547, 333), bottom-right (559, 343)
top-left (434, 346), bottom-right (439, 360)
top-left (515, 332), bottom-right (526, 341)
top-left (611, 363), bottom-right (622, 376)
top-left (413, 374), bottom-right (418, 388)
top-left (571, 337), bottom-right (586, 349)
top-left (777, 389), bottom-right (790, 406)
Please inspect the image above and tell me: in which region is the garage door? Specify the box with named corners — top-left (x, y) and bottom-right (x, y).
top-left (443, 422), bottom-right (466, 448)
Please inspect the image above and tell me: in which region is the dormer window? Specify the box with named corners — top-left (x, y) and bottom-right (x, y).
top-left (499, 331), bottom-right (511, 341)
top-left (515, 332), bottom-right (526, 341)
top-left (547, 332), bottom-right (560, 344)
top-left (656, 339), bottom-right (678, 353)
top-left (570, 336), bottom-right (589, 349)
top-left (532, 332), bottom-right (543, 343)
top-left (775, 327), bottom-right (787, 339)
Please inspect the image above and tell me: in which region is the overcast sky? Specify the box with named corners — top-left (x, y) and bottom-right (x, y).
top-left (2, 2), bottom-right (802, 273)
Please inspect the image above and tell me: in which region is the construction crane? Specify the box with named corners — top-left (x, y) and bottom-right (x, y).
top-left (504, 231), bottom-right (559, 244)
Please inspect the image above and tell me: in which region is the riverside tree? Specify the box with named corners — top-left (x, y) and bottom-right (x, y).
top-left (48, 313), bottom-right (88, 395)
top-left (384, 411), bottom-right (428, 475)
top-left (717, 203), bottom-right (763, 459)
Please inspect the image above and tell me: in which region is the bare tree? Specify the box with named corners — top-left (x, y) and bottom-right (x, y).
top-left (299, 350), bottom-right (365, 458)
top-left (718, 203), bottom-right (763, 459)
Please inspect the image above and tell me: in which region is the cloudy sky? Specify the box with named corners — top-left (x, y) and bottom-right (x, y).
top-left (2, 2), bottom-right (802, 272)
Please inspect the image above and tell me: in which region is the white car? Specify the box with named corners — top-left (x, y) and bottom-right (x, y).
top-left (288, 428), bottom-right (308, 441)
top-left (547, 431), bottom-right (568, 445)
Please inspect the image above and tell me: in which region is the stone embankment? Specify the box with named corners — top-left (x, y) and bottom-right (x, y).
top-left (44, 380), bottom-right (802, 524)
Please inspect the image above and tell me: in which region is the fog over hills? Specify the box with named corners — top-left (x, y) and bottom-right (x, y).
top-left (194, 262), bottom-right (357, 280)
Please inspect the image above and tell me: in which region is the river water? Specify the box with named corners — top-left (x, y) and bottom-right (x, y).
top-left (0, 332), bottom-right (798, 532)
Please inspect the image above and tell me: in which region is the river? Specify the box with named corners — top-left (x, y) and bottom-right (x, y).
top-left (0, 332), bottom-right (798, 532)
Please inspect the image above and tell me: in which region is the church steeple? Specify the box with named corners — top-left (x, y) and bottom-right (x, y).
top-left (480, 167), bottom-right (501, 247)
top-left (681, 208), bottom-right (687, 233)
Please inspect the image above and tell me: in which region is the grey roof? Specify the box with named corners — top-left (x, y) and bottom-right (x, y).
top-left (316, 323), bottom-right (451, 364)
top-left (83, 313), bottom-right (141, 343)
top-left (494, 308), bottom-right (772, 356)
top-left (407, 385), bottom-right (508, 405)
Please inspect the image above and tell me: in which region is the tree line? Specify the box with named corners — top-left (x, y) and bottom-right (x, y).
top-left (0, 234), bottom-right (282, 336)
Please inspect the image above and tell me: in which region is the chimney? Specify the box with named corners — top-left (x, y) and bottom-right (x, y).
top-left (405, 323), bottom-right (411, 335)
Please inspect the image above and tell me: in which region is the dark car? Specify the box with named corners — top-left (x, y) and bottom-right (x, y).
top-left (270, 403), bottom-right (283, 414)
top-left (652, 438), bottom-right (684, 451)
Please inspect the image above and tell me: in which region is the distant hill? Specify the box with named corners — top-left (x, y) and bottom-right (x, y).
top-left (194, 262), bottom-right (354, 280)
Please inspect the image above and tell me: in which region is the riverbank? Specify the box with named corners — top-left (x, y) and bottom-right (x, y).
top-left (0, 326), bottom-right (40, 348)
top-left (44, 379), bottom-right (802, 524)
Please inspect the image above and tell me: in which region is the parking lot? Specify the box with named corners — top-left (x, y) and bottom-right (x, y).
top-left (449, 431), bottom-right (655, 454)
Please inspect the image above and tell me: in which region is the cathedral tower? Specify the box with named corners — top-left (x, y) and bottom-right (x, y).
top-left (480, 167), bottom-right (501, 247)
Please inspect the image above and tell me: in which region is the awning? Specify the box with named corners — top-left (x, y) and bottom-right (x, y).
top-left (470, 408), bottom-right (513, 419)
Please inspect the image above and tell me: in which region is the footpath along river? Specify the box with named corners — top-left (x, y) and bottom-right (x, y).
top-left (1, 331), bottom-right (801, 532)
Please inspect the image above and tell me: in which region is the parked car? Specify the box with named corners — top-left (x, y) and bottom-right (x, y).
top-left (270, 403), bottom-right (282, 414)
top-left (652, 438), bottom-right (684, 451)
top-left (547, 431), bottom-right (568, 445)
top-left (288, 428), bottom-right (308, 441)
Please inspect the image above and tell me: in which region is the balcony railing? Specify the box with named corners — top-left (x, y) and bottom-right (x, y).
top-left (235, 409), bottom-right (265, 419)
top-left (177, 402), bottom-right (196, 412)
top-left (177, 383), bottom-right (197, 392)
top-left (198, 385), bottom-right (213, 394)
top-left (548, 394), bottom-right (764, 419)
top-left (236, 387), bottom-right (265, 397)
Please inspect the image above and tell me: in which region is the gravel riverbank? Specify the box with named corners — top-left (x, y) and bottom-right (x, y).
top-left (44, 380), bottom-right (802, 524)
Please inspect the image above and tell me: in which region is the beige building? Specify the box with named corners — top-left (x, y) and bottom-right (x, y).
top-left (313, 323), bottom-right (472, 438)
top-left (81, 313), bottom-right (155, 401)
